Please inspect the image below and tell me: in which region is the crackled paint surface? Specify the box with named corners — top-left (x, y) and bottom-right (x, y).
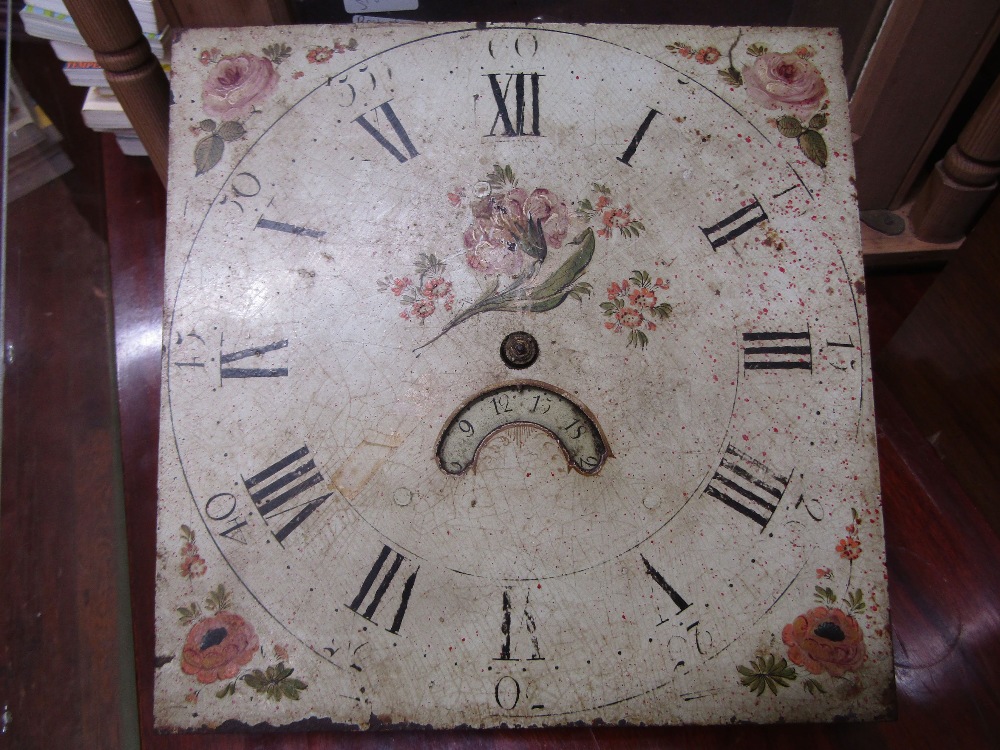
top-left (155, 23), bottom-right (893, 730)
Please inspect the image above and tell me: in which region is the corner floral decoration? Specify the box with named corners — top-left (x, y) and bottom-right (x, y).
top-left (667, 34), bottom-right (830, 167)
top-left (176, 576), bottom-right (308, 702)
top-left (178, 524), bottom-right (207, 579)
top-left (193, 44), bottom-right (288, 176)
top-left (381, 165), bottom-right (602, 350)
top-left (736, 508), bottom-right (869, 697)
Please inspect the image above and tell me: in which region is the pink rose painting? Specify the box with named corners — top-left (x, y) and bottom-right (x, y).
top-left (669, 35), bottom-right (833, 168)
top-left (181, 611), bottom-right (259, 684)
top-left (193, 43), bottom-right (291, 176)
top-left (201, 53), bottom-right (279, 120)
top-left (379, 165), bottom-right (606, 351)
top-left (175, 580), bottom-right (309, 702)
top-left (742, 52), bottom-right (827, 120)
top-left (782, 606), bottom-right (867, 678)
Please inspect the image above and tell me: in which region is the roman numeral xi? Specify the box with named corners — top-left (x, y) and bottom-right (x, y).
top-left (354, 101), bottom-right (419, 164)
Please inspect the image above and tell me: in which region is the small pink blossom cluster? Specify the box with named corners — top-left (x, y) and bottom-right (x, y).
top-left (390, 276), bottom-right (454, 321)
top-left (179, 527), bottom-right (207, 579)
top-left (604, 277), bottom-right (669, 334)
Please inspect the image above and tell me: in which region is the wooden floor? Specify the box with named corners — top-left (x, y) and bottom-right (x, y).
top-left (3, 38), bottom-right (1000, 750)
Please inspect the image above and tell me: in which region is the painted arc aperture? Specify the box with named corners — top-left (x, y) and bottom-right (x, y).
top-left (436, 382), bottom-right (608, 475)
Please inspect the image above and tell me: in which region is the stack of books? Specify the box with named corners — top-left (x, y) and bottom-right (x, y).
top-left (18, 0), bottom-right (169, 157)
top-left (6, 72), bottom-right (72, 202)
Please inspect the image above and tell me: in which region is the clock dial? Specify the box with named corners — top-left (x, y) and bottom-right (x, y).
top-left (156, 24), bottom-right (893, 730)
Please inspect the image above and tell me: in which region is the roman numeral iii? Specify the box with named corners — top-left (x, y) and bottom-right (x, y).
top-left (743, 329), bottom-right (812, 372)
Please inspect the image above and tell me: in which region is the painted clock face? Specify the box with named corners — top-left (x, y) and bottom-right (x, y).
top-left (155, 23), bottom-right (894, 730)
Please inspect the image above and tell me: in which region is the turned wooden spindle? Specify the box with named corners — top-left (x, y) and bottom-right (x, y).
top-left (63, 0), bottom-right (170, 183)
top-left (911, 73), bottom-right (1000, 243)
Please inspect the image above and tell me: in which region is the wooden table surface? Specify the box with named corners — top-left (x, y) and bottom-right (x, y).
top-left (3, 42), bottom-right (1000, 750)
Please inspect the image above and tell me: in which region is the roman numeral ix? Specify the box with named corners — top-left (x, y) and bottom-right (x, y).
top-left (220, 337), bottom-right (288, 379)
top-left (242, 445), bottom-right (330, 544)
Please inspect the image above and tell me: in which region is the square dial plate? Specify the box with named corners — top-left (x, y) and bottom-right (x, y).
top-left (155, 22), bottom-right (894, 730)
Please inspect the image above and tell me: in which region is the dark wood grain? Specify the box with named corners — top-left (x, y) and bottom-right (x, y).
top-left (878, 194), bottom-right (1000, 535)
top-left (1, 130), bottom-right (129, 749)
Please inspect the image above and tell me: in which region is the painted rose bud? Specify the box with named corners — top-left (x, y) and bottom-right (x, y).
top-left (202, 54), bottom-right (279, 121)
top-left (524, 188), bottom-right (570, 249)
top-left (742, 52), bottom-right (827, 120)
top-left (782, 606), bottom-right (866, 677)
top-left (181, 611), bottom-right (259, 684)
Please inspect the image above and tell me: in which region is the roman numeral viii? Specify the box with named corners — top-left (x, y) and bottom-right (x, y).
top-left (242, 445), bottom-right (330, 544)
top-left (348, 544), bottom-right (419, 634)
top-left (354, 101), bottom-right (419, 164)
top-left (704, 444), bottom-right (790, 530)
top-left (486, 73), bottom-right (542, 137)
top-left (700, 198), bottom-right (768, 250)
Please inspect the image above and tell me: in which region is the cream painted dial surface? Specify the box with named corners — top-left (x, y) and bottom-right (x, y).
top-left (155, 23), bottom-right (893, 731)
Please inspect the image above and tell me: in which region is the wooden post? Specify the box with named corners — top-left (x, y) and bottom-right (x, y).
top-left (63, 0), bottom-right (170, 184)
top-left (911, 73), bottom-right (1000, 243)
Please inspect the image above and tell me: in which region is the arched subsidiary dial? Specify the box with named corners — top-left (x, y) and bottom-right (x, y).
top-left (437, 382), bottom-right (608, 475)
top-left (155, 23), bottom-right (893, 731)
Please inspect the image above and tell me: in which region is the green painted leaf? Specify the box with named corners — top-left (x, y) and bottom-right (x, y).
top-left (747, 43), bottom-right (768, 57)
top-left (776, 116), bottom-right (805, 139)
top-left (528, 228), bottom-right (595, 302)
top-left (718, 66), bottom-right (743, 86)
top-left (198, 119), bottom-right (216, 132)
top-left (808, 112), bottom-right (829, 130)
top-left (194, 134), bottom-right (225, 177)
top-left (217, 120), bottom-right (246, 142)
top-left (799, 129), bottom-right (828, 168)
